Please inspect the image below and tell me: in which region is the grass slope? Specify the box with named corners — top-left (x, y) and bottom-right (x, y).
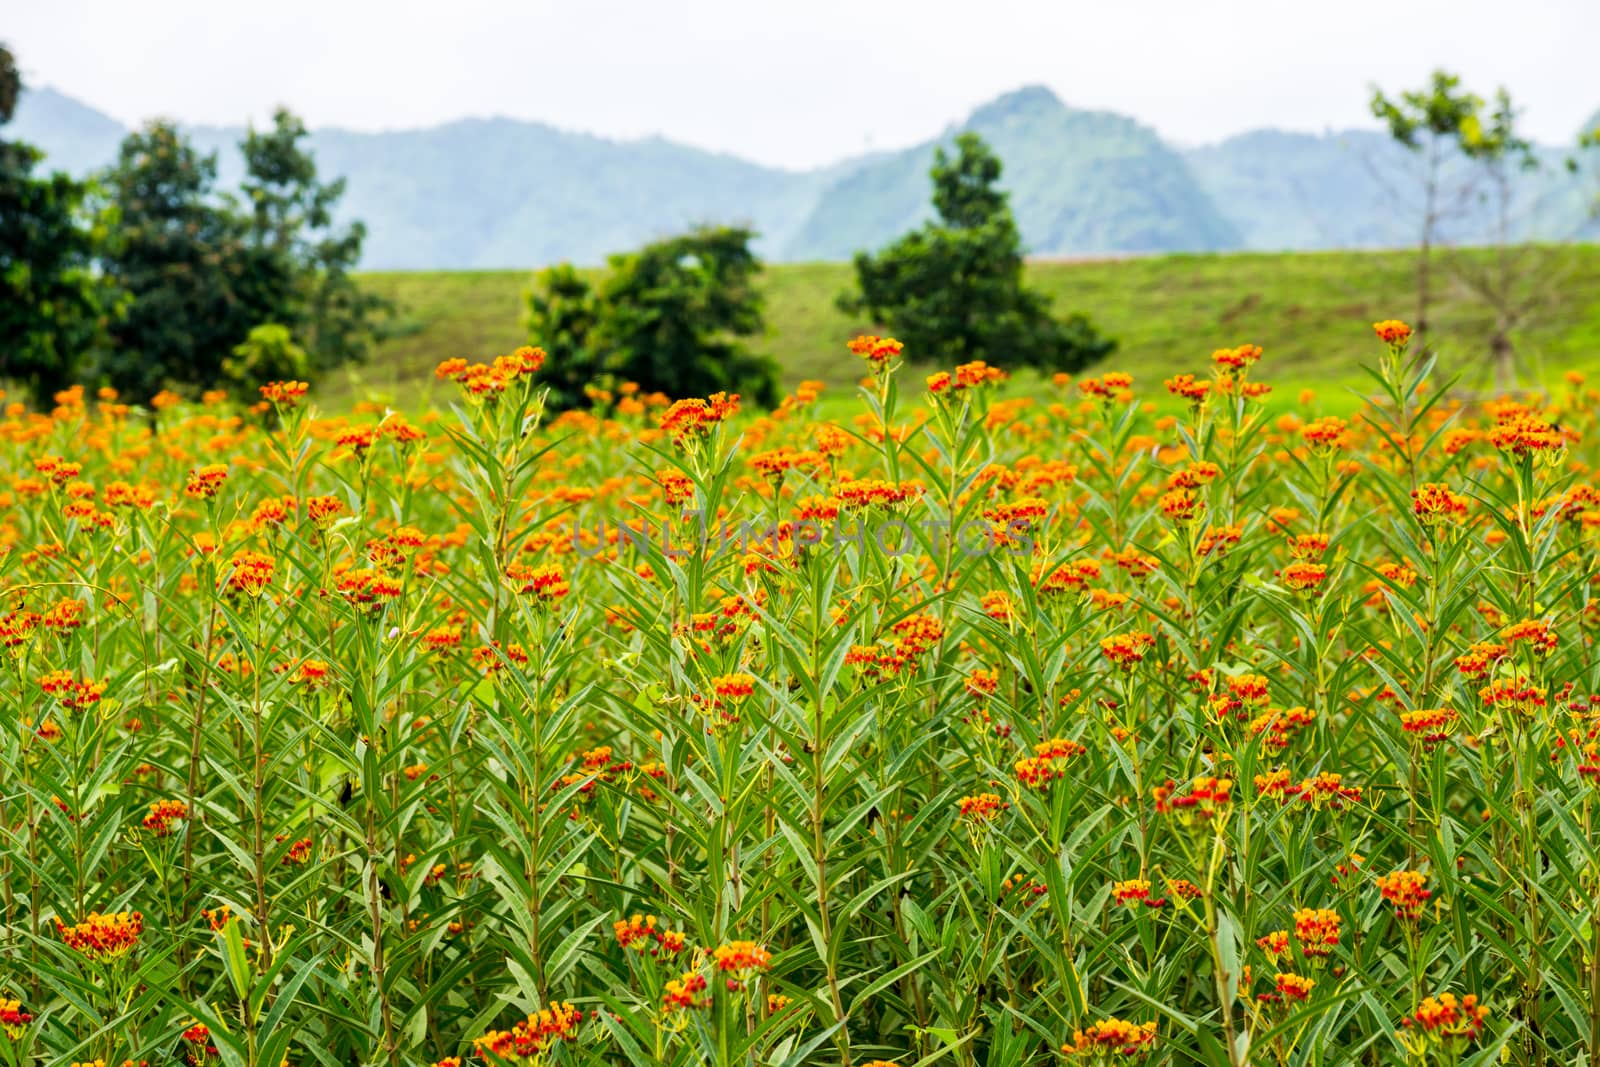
top-left (346, 247), bottom-right (1600, 406)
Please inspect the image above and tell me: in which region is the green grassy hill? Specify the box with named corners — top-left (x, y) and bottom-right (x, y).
top-left (343, 246), bottom-right (1600, 406)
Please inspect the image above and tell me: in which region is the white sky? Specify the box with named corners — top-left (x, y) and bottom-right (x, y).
top-left (10, 0), bottom-right (1598, 169)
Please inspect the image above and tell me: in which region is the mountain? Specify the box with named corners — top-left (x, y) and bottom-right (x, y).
top-left (8, 87), bottom-right (844, 269)
top-left (1187, 128), bottom-right (1600, 250)
top-left (7, 85), bottom-right (1597, 269)
top-left (183, 117), bottom-right (841, 269)
top-left (7, 86), bottom-right (124, 175)
top-left (783, 86), bottom-right (1241, 259)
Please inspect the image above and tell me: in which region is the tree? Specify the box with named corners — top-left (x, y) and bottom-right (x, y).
top-left (839, 132), bottom-right (1114, 374)
top-left (95, 121), bottom-right (255, 399)
top-left (522, 263), bottom-right (605, 409)
top-left (0, 43), bottom-right (103, 403)
top-left (0, 42), bottom-right (18, 123)
top-left (592, 226), bottom-right (779, 406)
top-left (1370, 71), bottom-right (1485, 339)
top-left (237, 109), bottom-right (388, 375)
top-left (1444, 89), bottom-right (1545, 387)
top-left (224, 323), bottom-right (309, 389)
top-left (95, 111), bottom-right (386, 400)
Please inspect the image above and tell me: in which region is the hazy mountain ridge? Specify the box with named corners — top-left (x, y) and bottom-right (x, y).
top-left (10, 84), bottom-right (1597, 269)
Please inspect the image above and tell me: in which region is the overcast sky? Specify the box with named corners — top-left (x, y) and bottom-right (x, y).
top-left (10, 0), bottom-right (1598, 170)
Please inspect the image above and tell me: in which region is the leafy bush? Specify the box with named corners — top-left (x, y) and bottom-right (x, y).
top-left (94, 112), bottom-right (387, 401)
top-left (526, 226), bottom-right (780, 409)
top-left (841, 132), bottom-right (1115, 374)
top-left (0, 44), bottom-right (101, 403)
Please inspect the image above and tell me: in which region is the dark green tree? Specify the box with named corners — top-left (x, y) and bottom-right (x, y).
top-left (522, 263), bottom-right (605, 409)
top-left (592, 226), bottom-right (779, 406)
top-left (96, 110), bottom-right (384, 401)
top-left (236, 109), bottom-right (388, 377)
top-left (0, 42), bottom-right (17, 122)
top-left (0, 43), bottom-right (103, 403)
top-left (95, 121), bottom-right (255, 399)
top-left (839, 132), bottom-right (1114, 374)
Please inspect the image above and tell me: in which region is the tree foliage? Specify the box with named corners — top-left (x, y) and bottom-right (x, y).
top-left (1, 44), bottom-right (384, 407)
top-left (237, 109), bottom-right (387, 375)
top-left (522, 262), bottom-right (604, 409)
top-left (525, 226), bottom-right (780, 408)
top-left (95, 122), bottom-right (256, 399)
top-left (0, 43), bottom-right (103, 403)
top-left (1369, 70), bottom-right (1487, 338)
top-left (840, 132), bottom-right (1114, 375)
top-left (94, 111), bottom-right (387, 400)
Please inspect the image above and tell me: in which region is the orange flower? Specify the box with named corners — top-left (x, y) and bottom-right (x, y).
top-left (472, 1003), bottom-right (583, 1062)
top-left (956, 793), bottom-right (1007, 824)
top-left (337, 569), bottom-right (404, 612)
top-left (1212, 344), bottom-right (1263, 370)
top-left (1410, 483), bottom-right (1469, 525)
top-left (506, 562), bottom-right (569, 602)
top-left (1502, 618), bottom-right (1556, 656)
top-left (1402, 991), bottom-right (1488, 1047)
top-left (712, 940), bottom-right (772, 975)
top-left (1479, 677), bottom-right (1547, 717)
top-left (663, 970), bottom-right (709, 1012)
top-left (1165, 374), bottom-right (1210, 404)
top-left (306, 495), bottom-right (347, 528)
top-left (1487, 410), bottom-right (1564, 455)
top-left (837, 478), bottom-right (923, 510)
top-left (1279, 561), bottom-right (1327, 593)
top-left (1301, 416), bottom-right (1348, 450)
top-left (142, 799), bottom-right (189, 837)
top-left (1158, 488), bottom-right (1204, 525)
top-left (848, 334), bottom-right (904, 369)
top-left (1061, 1018), bottom-right (1157, 1059)
top-left (1285, 772), bottom-right (1362, 810)
top-left (1292, 907), bottom-right (1341, 960)
top-left (614, 914), bottom-right (687, 956)
top-left (57, 911), bottom-right (143, 961)
top-left (1153, 776), bottom-right (1233, 822)
top-left (659, 393), bottom-right (740, 445)
top-left (1101, 631), bottom-right (1156, 669)
top-left (1373, 320), bottom-right (1412, 346)
top-left (0, 999), bottom-right (34, 1039)
top-left (222, 550), bottom-right (275, 598)
top-left (1375, 869), bottom-right (1432, 921)
top-left (184, 464), bottom-right (229, 499)
top-left (259, 380), bottom-right (309, 406)
top-left (1256, 929), bottom-right (1290, 962)
top-left (1111, 879), bottom-right (1152, 907)
top-left (711, 673), bottom-right (755, 700)
top-left (1399, 708), bottom-right (1456, 748)
top-left (1271, 973), bottom-right (1315, 1003)
top-left (38, 670), bottom-right (106, 711)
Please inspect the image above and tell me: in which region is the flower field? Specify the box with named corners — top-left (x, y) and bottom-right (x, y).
top-left (2, 324), bottom-right (1599, 1067)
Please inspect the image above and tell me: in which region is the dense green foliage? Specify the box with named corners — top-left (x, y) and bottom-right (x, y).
top-left (95, 113), bottom-right (386, 400)
top-left (526, 227), bottom-right (780, 408)
top-left (0, 44), bottom-right (103, 401)
top-left (0, 44), bottom-right (387, 403)
top-left (841, 134), bottom-right (1115, 375)
top-left (13, 85), bottom-right (1597, 270)
top-left (95, 122), bottom-right (262, 399)
top-left (522, 263), bottom-right (605, 409)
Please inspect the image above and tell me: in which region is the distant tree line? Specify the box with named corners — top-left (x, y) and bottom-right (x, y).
top-left (526, 132), bottom-right (1116, 408)
top-left (1, 42), bottom-right (386, 406)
